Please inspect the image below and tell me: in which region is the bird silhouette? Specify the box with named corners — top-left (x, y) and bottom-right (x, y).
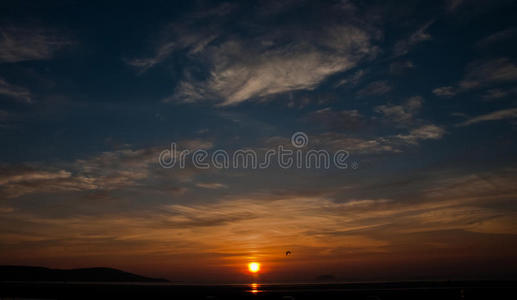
top-left (285, 250), bottom-right (292, 256)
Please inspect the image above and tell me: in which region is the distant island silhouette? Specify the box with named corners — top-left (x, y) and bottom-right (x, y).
top-left (0, 266), bottom-right (169, 283)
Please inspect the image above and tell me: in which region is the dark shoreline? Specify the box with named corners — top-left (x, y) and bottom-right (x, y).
top-left (0, 266), bottom-right (168, 283)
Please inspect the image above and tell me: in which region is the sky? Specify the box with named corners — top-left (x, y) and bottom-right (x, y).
top-left (1, 0), bottom-right (517, 283)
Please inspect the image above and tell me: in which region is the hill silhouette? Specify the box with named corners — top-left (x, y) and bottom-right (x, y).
top-left (0, 266), bottom-right (168, 282)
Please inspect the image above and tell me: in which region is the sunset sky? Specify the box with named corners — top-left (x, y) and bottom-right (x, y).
top-left (1, 0), bottom-right (517, 283)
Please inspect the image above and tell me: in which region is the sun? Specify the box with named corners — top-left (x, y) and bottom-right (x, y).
top-left (248, 262), bottom-right (260, 273)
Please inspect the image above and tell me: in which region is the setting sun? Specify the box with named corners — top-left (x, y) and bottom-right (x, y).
top-left (248, 262), bottom-right (260, 273)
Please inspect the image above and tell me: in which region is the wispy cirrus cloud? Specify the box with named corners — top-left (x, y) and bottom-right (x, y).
top-left (126, 30), bottom-right (219, 73)
top-left (0, 110), bottom-right (8, 121)
top-left (0, 206), bottom-right (14, 213)
top-left (476, 28), bottom-right (516, 48)
top-left (196, 182), bottom-right (228, 189)
top-left (0, 169), bottom-right (71, 186)
top-left (125, 2), bottom-right (232, 73)
top-left (130, 2), bottom-right (380, 106)
top-left (311, 124), bottom-right (444, 154)
top-left (125, 41), bottom-right (176, 72)
top-left (393, 124), bottom-right (445, 144)
top-left (0, 139), bottom-right (213, 199)
top-left (433, 58), bottom-right (517, 97)
top-left (389, 60), bottom-right (414, 75)
top-left (432, 86), bottom-right (456, 97)
top-left (481, 87), bottom-right (517, 100)
top-left (459, 58), bottom-right (517, 90)
top-left (2, 168), bottom-right (516, 275)
top-left (356, 80), bottom-right (391, 96)
top-left (0, 26), bottom-right (72, 63)
top-left (309, 132), bottom-right (400, 154)
top-left (393, 21), bottom-right (433, 57)
top-left (300, 123), bottom-right (445, 154)
top-left (0, 135), bottom-right (218, 199)
top-left (445, 0), bottom-right (464, 12)
top-left (307, 108), bottom-right (363, 131)
top-left (177, 26), bottom-right (378, 106)
top-left (334, 69), bottom-right (366, 88)
top-left (457, 107), bottom-right (517, 127)
top-left (374, 96), bottom-right (423, 125)
top-left (0, 78), bottom-right (32, 103)
top-left (0, 166), bottom-right (94, 199)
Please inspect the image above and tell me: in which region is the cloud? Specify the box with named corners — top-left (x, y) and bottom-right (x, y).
top-left (374, 96), bottom-right (423, 124)
top-left (264, 133), bottom-right (398, 154)
top-left (394, 124), bottom-right (445, 144)
top-left (3, 168), bottom-right (516, 269)
top-left (459, 58), bottom-right (517, 90)
top-left (0, 166), bottom-right (94, 198)
top-left (0, 194), bottom-right (391, 261)
top-left (311, 133), bottom-right (400, 154)
top-left (184, 26), bottom-right (377, 106)
top-left (126, 29), bottom-right (219, 73)
top-left (0, 78), bottom-right (32, 103)
top-left (457, 108), bottom-right (517, 127)
top-left (423, 169), bottom-right (517, 201)
top-left (389, 60), bottom-right (414, 74)
top-left (178, 139), bottom-right (214, 150)
top-left (131, 2), bottom-right (380, 106)
top-left (126, 42), bottom-right (176, 72)
top-left (0, 149), bottom-right (154, 198)
top-left (306, 124), bottom-right (444, 154)
top-left (356, 80), bottom-right (391, 96)
top-left (2, 161), bottom-right (516, 283)
top-left (0, 206), bottom-right (14, 213)
top-left (393, 21), bottom-right (433, 57)
top-left (126, 2), bottom-right (236, 74)
top-left (0, 137), bottom-right (218, 199)
top-left (196, 182), bottom-right (228, 189)
top-left (481, 89), bottom-right (507, 100)
top-left (476, 28), bottom-right (516, 48)
top-left (307, 108), bottom-right (363, 131)
top-left (434, 58), bottom-right (517, 97)
top-left (445, 0), bottom-right (464, 12)
top-left (0, 169), bottom-right (71, 185)
top-left (432, 86), bottom-right (456, 97)
top-left (0, 26), bottom-right (72, 63)
top-left (481, 87), bottom-right (517, 100)
top-left (335, 69), bottom-right (366, 87)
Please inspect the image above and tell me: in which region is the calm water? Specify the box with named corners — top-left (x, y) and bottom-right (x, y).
top-left (1, 281), bottom-right (516, 299)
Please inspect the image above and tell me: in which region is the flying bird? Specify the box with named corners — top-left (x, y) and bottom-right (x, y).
top-left (285, 250), bottom-right (292, 256)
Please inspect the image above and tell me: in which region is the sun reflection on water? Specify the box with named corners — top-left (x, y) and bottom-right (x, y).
top-left (248, 282), bottom-right (262, 294)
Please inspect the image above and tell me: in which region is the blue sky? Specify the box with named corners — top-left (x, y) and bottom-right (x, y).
top-left (1, 0), bottom-right (517, 283)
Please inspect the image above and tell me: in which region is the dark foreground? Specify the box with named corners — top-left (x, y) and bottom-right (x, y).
top-left (1, 281), bottom-right (516, 299)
